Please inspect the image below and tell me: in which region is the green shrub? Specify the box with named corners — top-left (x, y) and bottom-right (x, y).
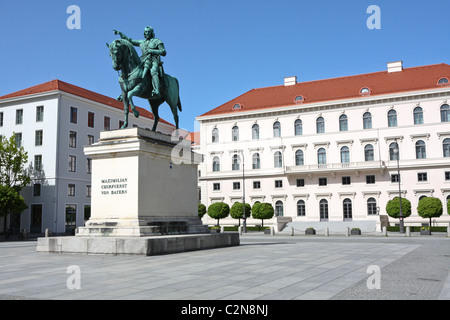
top-left (386, 197), bottom-right (411, 219)
top-left (207, 202), bottom-right (230, 226)
top-left (252, 202), bottom-right (274, 227)
top-left (417, 197), bottom-right (443, 228)
top-left (198, 203), bottom-right (206, 219)
top-left (230, 202), bottom-right (251, 224)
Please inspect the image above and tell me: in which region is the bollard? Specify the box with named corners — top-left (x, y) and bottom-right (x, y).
top-left (382, 226), bottom-right (387, 237)
top-left (346, 227), bottom-right (350, 237)
top-left (22, 228), bottom-right (27, 240)
top-left (291, 227), bottom-right (294, 236)
top-left (448, 223), bottom-right (450, 238)
top-left (406, 226), bottom-right (410, 237)
top-left (45, 228), bottom-right (49, 237)
top-left (238, 226), bottom-right (242, 235)
top-left (270, 226), bottom-right (275, 236)
top-left (325, 227), bottom-right (329, 237)
top-left (220, 226), bottom-right (224, 233)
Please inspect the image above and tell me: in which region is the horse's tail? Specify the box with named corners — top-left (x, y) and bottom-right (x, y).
top-left (176, 78), bottom-right (182, 112)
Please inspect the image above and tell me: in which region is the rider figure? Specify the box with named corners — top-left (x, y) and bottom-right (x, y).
top-left (114, 26), bottom-right (166, 97)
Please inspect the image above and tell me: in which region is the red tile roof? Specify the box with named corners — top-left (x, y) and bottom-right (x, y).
top-left (185, 131), bottom-right (200, 145)
top-left (0, 79), bottom-right (174, 126)
top-left (199, 63), bottom-right (450, 117)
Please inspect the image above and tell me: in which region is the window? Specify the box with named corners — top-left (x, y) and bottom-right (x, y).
top-left (441, 104), bottom-right (450, 122)
top-left (87, 135), bottom-right (95, 145)
top-left (367, 198), bottom-right (377, 215)
top-left (317, 148), bottom-right (326, 165)
top-left (275, 201), bottom-right (283, 217)
top-left (70, 107), bottom-right (77, 124)
top-left (294, 96), bottom-right (304, 103)
top-left (339, 114), bottom-right (348, 131)
top-left (294, 119), bottom-right (302, 135)
top-left (16, 109), bottom-right (23, 125)
top-left (445, 171), bottom-right (450, 181)
top-left (252, 153), bottom-right (260, 169)
top-left (232, 154), bottom-right (240, 171)
top-left (418, 172), bottom-right (428, 182)
top-left (366, 175), bottom-right (376, 184)
top-left (14, 133), bottom-right (22, 148)
top-left (86, 185), bottom-right (92, 198)
top-left (65, 204), bottom-right (77, 234)
top-left (413, 107), bottom-right (423, 125)
top-left (415, 140), bottom-right (426, 159)
top-left (69, 131), bottom-right (77, 148)
top-left (343, 198), bottom-right (352, 220)
top-left (439, 78), bottom-right (449, 84)
top-left (34, 155), bottom-right (42, 171)
top-left (389, 142), bottom-right (399, 161)
top-left (275, 180), bottom-right (283, 188)
top-left (319, 177), bottom-right (327, 186)
top-left (87, 158), bottom-right (92, 174)
top-left (119, 120), bottom-right (124, 128)
top-left (88, 112), bottom-right (95, 128)
top-left (68, 184), bottom-right (76, 196)
top-left (213, 183), bottom-right (220, 191)
top-left (360, 87), bottom-right (370, 94)
top-left (212, 128), bottom-right (219, 143)
top-left (274, 151), bottom-right (282, 168)
top-left (295, 149), bottom-right (304, 166)
top-left (69, 155), bottom-right (76, 172)
top-left (252, 124), bottom-right (259, 140)
top-left (36, 106), bottom-right (44, 122)
top-left (316, 117), bottom-right (325, 133)
top-left (104, 116), bottom-right (111, 131)
top-left (319, 199), bottom-right (328, 221)
top-left (232, 126), bottom-right (239, 141)
top-left (364, 144), bottom-right (374, 161)
top-left (253, 181), bottom-right (261, 189)
top-left (212, 157), bottom-right (220, 172)
top-left (388, 109), bottom-right (397, 127)
top-left (391, 174), bottom-right (400, 183)
top-left (340, 146), bottom-right (350, 164)
top-left (233, 182), bottom-right (240, 190)
top-left (232, 104), bottom-right (241, 110)
top-left (35, 130), bottom-right (43, 146)
top-left (296, 178), bottom-right (305, 187)
top-left (363, 112), bottom-right (372, 129)
top-left (342, 176), bottom-right (351, 185)
top-left (443, 138), bottom-right (450, 157)
top-left (273, 121), bottom-right (281, 137)
top-left (0, 112), bottom-right (3, 127)
top-left (33, 183), bottom-right (41, 197)
top-left (297, 200), bottom-right (306, 216)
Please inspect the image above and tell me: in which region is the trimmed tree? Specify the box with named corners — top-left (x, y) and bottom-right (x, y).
top-left (207, 202), bottom-right (230, 226)
top-left (198, 203), bottom-right (206, 219)
top-left (417, 197), bottom-right (443, 233)
top-left (230, 202), bottom-right (251, 226)
top-left (252, 202), bottom-right (274, 228)
top-left (386, 197), bottom-right (411, 220)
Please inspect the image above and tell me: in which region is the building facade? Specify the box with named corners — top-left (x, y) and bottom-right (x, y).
top-left (0, 80), bottom-right (176, 234)
top-left (196, 62), bottom-right (450, 228)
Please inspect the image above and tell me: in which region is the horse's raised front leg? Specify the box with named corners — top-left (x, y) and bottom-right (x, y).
top-left (127, 87), bottom-right (141, 119)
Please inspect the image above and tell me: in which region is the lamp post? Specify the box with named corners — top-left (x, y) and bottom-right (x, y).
top-left (394, 138), bottom-right (405, 233)
top-left (240, 150), bottom-right (247, 233)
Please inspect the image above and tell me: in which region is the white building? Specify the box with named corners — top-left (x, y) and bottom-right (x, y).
top-left (0, 80), bottom-right (176, 234)
top-left (196, 62), bottom-right (450, 229)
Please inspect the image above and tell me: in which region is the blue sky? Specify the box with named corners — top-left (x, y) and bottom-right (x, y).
top-left (1, 0), bottom-right (449, 132)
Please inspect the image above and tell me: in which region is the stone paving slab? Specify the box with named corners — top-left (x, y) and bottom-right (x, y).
top-left (0, 234), bottom-right (448, 302)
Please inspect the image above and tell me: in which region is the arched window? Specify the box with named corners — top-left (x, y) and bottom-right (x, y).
top-left (252, 153), bottom-right (260, 169)
top-left (295, 149), bottom-right (304, 166)
top-left (232, 126), bottom-right (239, 141)
top-left (294, 119), bottom-right (302, 136)
top-left (388, 109), bottom-right (397, 127)
top-left (297, 200), bottom-right (306, 216)
top-left (443, 138), bottom-right (450, 157)
top-left (413, 107), bottom-right (423, 125)
top-left (319, 199), bottom-right (328, 221)
top-left (415, 140), bottom-right (426, 159)
top-left (343, 198), bottom-right (352, 221)
top-left (232, 154), bottom-right (240, 171)
top-left (441, 104), bottom-right (450, 122)
top-left (367, 197), bottom-right (377, 215)
top-left (274, 151), bottom-right (282, 168)
top-left (273, 121), bottom-right (281, 138)
top-left (316, 117), bottom-right (325, 133)
top-left (363, 112), bottom-right (372, 129)
top-left (364, 144), bottom-right (374, 161)
top-left (317, 148), bottom-right (326, 165)
top-left (212, 156), bottom-right (220, 172)
top-left (339, 114), bottom-right (348, 132)
top-left (275, 200), bottom-right (283, 217)
top-left (438, 78), bottom-right (449, 85)
top-left (252, 124), bottom-right (259, 140)
top-left (340, 146), bottom-right (350, 163)
top-left (212, 128), bottom-right (219, 143)
top-left (389, 142), bottom-right (399, 161)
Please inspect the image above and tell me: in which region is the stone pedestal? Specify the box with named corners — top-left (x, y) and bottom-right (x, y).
top-left (37, 128), bottom-right (239, 255)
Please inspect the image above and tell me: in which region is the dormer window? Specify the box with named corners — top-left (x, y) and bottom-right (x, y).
top-left (294, 95), bottom-right (304, 103)
top-left (360, 87), bottom-right (371, 95)
top-left (438, 78), bottom-right (449, 85)
top-left (232, 103), bottom-right (242, 110)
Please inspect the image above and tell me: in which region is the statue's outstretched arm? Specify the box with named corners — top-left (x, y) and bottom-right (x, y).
top-left (113, 30), bottom-right (140, 46)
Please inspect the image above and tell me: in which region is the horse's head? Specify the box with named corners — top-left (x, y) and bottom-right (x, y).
top-left (107, 40), bottom-right (123, 71)
top-left (107, 39), bottom-right (141, 73)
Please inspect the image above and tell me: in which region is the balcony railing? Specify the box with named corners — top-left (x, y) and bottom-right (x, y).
top-left (286, 160), bottom-right (386, 173)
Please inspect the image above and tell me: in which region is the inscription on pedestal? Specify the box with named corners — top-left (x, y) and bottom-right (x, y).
top-left (100, 178), bottom-right (128, 195)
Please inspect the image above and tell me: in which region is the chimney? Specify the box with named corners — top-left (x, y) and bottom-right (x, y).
top-left (387, 61), bottom-right (403, 73)
top-left (284, 76), bottom-right (297, 86)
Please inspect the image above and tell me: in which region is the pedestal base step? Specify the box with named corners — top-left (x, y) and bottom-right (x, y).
top-left (36, 233), bottom-right (240, 256)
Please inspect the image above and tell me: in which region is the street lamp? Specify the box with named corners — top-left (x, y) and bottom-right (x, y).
top-left (393, 138), bottom-right (405, 233)
top-left (240, 150), bottom-right (247, 233)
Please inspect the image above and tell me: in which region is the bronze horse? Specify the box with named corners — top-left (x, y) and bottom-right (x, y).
top-left (107, 38), bottom-right (182, 131)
